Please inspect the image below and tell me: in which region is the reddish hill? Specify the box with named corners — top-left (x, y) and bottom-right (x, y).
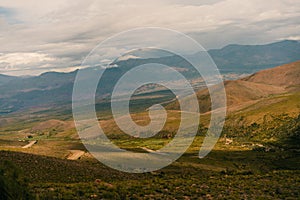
top-left (243, 60), bottom-right (300, 92)
top-left (167, 60), bottom-right (300, 113)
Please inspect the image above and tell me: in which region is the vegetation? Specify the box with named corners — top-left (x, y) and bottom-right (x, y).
top-left (0, 60), bottom-right (299, 199)
top-left (0, 161), bottom-right (32, 200)
top-left (0, 113), bottom-right (299, 199)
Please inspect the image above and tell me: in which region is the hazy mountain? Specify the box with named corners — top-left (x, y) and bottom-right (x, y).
top-left (0, 74), bottom-right (18, 86)
top-left (209, 40), bottom-right (300, 73)
top-left (115, 48), bottom-right (174, 62)
top-left (0, 71), bottom-right (80, 113)
top-left (0, 71), bottom-right (77, 98)
top-left (114, 40), bottom-right (300, 74)
top-left (111, 53), bottom-right (199, 79)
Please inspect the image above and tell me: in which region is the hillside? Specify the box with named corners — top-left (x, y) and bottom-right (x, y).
top-left (167, 60), bottom-right (300, 114)
top-left (0, 52), bottom-right (299, 200)
top-left (243, 60), bottom-right (300, 92)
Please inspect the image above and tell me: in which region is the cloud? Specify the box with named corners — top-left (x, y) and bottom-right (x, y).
top-left (0, 52), bottom-right (81, 76)
top-left (0, 52), bottom-right (53, 66)
top-left (0, 0), bottom-right (299, 75)
top-left (280, 35), bottom-right (300, 41)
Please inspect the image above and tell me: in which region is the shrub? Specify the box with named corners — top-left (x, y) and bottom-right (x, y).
top-left (0, 161), bottom-right (32, 200)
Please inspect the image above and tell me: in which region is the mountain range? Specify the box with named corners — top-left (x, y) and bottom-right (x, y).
top-left (210, 40), bottom-right (300, 73)
top-left (0, 40), bottom-right (300, 114)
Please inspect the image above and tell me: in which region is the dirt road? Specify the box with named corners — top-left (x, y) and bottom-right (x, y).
top-left (22, 140), bottom-right (37, 148)
top-left (67, 150), bottom-right (85, 160)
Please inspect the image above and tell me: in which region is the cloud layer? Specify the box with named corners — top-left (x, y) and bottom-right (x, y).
top-left (0, 0), bottom-right (300, 75)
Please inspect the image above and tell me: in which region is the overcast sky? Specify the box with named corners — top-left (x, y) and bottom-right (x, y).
top-left (0, 0), bottom-right (300, 76)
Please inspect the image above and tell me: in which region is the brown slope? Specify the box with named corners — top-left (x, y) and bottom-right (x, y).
top-left (242, 60), bottom-right (300, 92)
top-left (31, 119), bottom-right (75, 133)
top-left (167, 60), bottom-right (300, 113)
top-left (195, 79), bottom-right (285, 113)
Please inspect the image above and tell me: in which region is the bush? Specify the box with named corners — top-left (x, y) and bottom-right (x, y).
top-left (0, 161), bottom-right (32, 200)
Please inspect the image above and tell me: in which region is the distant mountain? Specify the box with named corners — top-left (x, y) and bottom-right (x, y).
top-left (0, 40), bottom-right (300, 114)
top-left (0, 71), bottom-right (77, 113)
top-left (115, 48), bottom-right (174, 62)
top-left (0, 71), bottom-right (77, 98)
top-left (209, 40), bottom-right (300, 73)
top-left (111, 52), bottom-right (199, 79)
top-left (0, 74), bottom-right (18, 86)
top-left (114, 40), bottom-right (300, 75)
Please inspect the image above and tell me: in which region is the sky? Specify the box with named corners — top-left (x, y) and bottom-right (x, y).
top-left (0, 0), bottom-right (300, 76)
